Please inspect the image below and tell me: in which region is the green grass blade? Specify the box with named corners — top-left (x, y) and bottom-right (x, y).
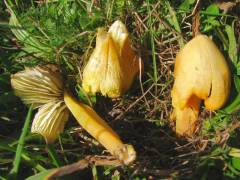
top-left (0, 176), bottom-right (7, 180)
top-left (234, 75), bottom-right (240, 93)
top-left (25, 169), bottom-right (56, 180)
top-left (58, 135), bottom-right (69, 164)
top-left (165, 1), bottom-right (184, 48)
top-left (5, 1), bottom-right (52, 57)
top-left (106, 0), bottom-right (115, 21)
top-left (92, 165), bottom-right (98, 180)
top-left (224, 94), bottom-right (240, 113)
top-left (225, 22), bottom-right (238, 63)
top-left (147, 0), bottom-right (158, 83)
top-left (215, 28), bottom-right (228, 49)
top-left (46, 144), bottom-right (63, 168)
top-left (20, 153), bottom-right (46, 172)
top-left (0, 143), bottom-right (46, 172)
top-left (8, 105), bottom-right (33, 179)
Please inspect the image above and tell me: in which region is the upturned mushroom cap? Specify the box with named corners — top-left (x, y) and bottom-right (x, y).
top-left (11, 65), bottom-right (63, 108)
top-left (82, 20), bottom-right (142, 98)
top-left (11, 65), bottom-right (69, 143)
top-left (171, 35), bottom-right (231, 136)
top-left (31, 101), bottom-right (69, 144)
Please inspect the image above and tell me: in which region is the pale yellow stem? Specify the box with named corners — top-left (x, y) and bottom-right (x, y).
top-left (172, 95), bottom-right (201, 136)
top-left (63, 91), bottom-right (136, 165)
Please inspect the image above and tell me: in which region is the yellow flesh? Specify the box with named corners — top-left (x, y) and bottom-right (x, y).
top-left (171, 35), bottom-right (230, 136)
top-left (63, 91), bottom-right (136, 164)
top-left (173, 95), bottom-right (201, 135)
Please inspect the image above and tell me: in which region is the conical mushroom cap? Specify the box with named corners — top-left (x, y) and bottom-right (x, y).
top-left (109, 20), bottom-right (142, 93)
top-left (171, 35), bottom-right (231, 135)
top-left (82, 20), bottom-right (142, 98)
top-left (82, 29), bottom-right (123, 97)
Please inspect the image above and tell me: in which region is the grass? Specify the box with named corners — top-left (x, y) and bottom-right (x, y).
top-left (9, 105), bottom-right (33, 179)
top-left (146, 0), bottom-right (158, 83)
top-left (0, 0), bottom-right (240, 179)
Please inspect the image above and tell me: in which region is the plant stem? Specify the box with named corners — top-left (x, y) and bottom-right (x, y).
top-left (165, 1), bottom-right (184, 48)
top-left (224, 94), bottom-right (240, 113)
top-left (147, 0), bottom-right (158, 83)
top-left (0, 143), bottom-right (45, 172)
top-left (47, 144), bottom-right (63, 167)
top-left (9, 105), bottom-right (33, 180)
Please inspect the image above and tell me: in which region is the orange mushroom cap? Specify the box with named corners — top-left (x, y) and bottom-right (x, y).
top-left (171, 35), bottom-right (231, 136)
top-left (82, 20), bottom-right (142, 98)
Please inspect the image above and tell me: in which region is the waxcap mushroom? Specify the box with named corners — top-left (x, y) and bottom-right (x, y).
top-left (11, 65), bottom-right (136, 165)
top-left (82, 20), bottom-right (143, 98)
top-left (11, 65), bottom-right (69, 143)
top-left (171, 34), bottom-right (231, 136)
top-left (11, 65), bottom-right (63, 108)
top-left (31, 101), bottom-right (69, 144)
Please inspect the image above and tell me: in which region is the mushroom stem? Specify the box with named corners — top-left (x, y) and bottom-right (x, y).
top-left (63, 90), bottom-right (136, 165)
top-left (173, 95), bottom-right (201, 136)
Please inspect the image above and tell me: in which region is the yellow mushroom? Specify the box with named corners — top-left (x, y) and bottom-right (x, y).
top-left (64, 91), bottom-right (136, 165)
top-left (171, 35), bottom-right (231, 136)
top-left (82, 20), bottom-right (142, 98)
top-left (31, 101), bottom-right (69, 144)
top-left (11, 65), bottom-right (63, 109)
top-left (11, 65), bottom-right (69, 144)
top-left (11, 65), bottom-right (136, 165)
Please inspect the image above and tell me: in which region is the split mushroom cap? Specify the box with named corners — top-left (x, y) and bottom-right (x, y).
top-left (31, 101), bottom-right (69, 144)
top-left (82, 20), bottom-right (142, 98)
top-left (171, 34), bottom-right (231, 136)
top-left (11, 65), bottom-right (69, 143)
top-left (11, 65), bottom-right (63, 108)
top-left (11, 65), bottom-right (136, 165)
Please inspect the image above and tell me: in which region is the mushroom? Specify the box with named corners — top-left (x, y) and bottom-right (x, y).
top-left (82, 20), bottom-right (143, 98)
top-left (171, 35), bottom-right (231, 136)
top-left (11, 65), bottom-right (69, 144)
top-left (11, 65), bottom-right (136, 165)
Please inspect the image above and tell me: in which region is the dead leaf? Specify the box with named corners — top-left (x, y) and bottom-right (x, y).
top-left (46, 155), bottom-right (123, 180)
top-left (216, 1), bottom-right (237, 13)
